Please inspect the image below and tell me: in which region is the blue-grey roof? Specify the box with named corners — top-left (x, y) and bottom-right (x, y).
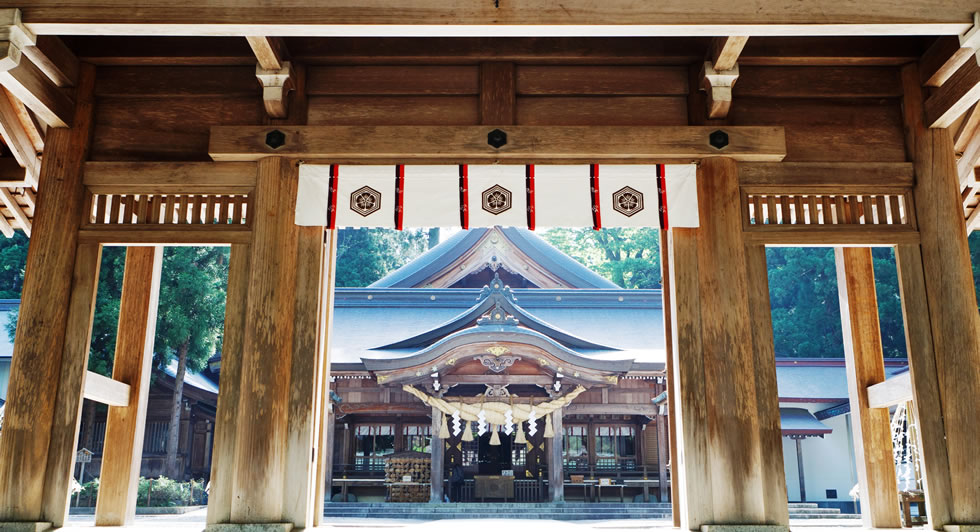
top-left (330, 288), bottom-right (665, 365)
top-left (163, 360), bottom-right (219, 395)
top-left (780, 408), bottom-right (832, 436)
top-left (776, 361), bottom-right (908, 402)
top-left (369, 227), bottom-right (619, 289)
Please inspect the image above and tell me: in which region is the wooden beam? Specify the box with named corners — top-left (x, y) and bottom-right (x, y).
top-left (0, 41), bottom-right (73, 128)
top-left (206, 244), bottom-right (249, 526)
top-left (312, 230), bottom-right (338, 527)
top-left (0, 63), bottom-right (93, 526)
top-left (957, 124), bottom-right (980, 188)
top-left (479, 62), bottom-right (515, 125)
top-left (429, 406), bottom-right (444, 502)
top-left (699, 61), bottom-right (738, 119)
top-left (78, 224), bottom-right (251, 245)
top-left (710, 36), bottom-right (748, 71)
top-left (920, 36), bottom-right (976, 88)
top-left (442, 374), bottom-right (552, 386)
top-left (954, 101), bottom-right (980, 153)
top-left (743, 227), bottom-right (920, 247)
top-left (94, 246), bottom-right (163, 526)
top-left (924, 50), bottom-right (980, 128)
top-left (738, 162), bottom-right (914, 192)
top-left (22, 36), bottom-right (78, 87)
top-left (0, 186), bottom-right (29, 235)
top-left (83, 161), bottom-right (256, 194)
top-left (866, 372), bottom-right (913, 409)
top-left (0, 86), bottom-right (38, 185)
top-left (836, 247), bottom-right (902, 529)
top-left (82, 370), bottom-right (130, 407)
top-left (209, 125), bottom-right (787, 162)
top-left (549, 407), bottom-right (563, 502)
top-left (10, 2), bottom-right (979, 37)
top-left (564, 403), bottom-right (658, 416)
top-left (245, 36), bottom-right (287, 70)
top-left (0, 207), bottom-right (13, 237)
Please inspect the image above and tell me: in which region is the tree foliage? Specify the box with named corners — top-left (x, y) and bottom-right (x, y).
top-left (335, 228), bottom-right (430, 287)
top-left (541, 228), bottom-right (662, 288)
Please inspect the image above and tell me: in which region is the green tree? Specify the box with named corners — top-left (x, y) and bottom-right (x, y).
top-left (541, 228), bottom-right (661, 288)
top-left (335, 228), bottom-right (429, 287)
top-left (0, 232), bottom-right (28, 298)
top-left (153, 247), bottom-right (229, 479)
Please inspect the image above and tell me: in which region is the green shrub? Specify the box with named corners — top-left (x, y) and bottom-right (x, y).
top-left (73, 476), bottom-right (206, 507)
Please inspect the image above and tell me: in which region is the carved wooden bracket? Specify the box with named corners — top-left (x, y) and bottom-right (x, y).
top-left (255, 60), bottom-right (295, 118)
top-left (700, 60), bottom-right (740, 120)
top-left (476, 354), bottom-right (521, 372)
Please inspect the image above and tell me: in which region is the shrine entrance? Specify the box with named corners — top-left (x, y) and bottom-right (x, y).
top-left (477, 432), bottom-right (512, 476)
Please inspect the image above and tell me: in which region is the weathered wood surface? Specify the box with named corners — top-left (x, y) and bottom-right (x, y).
top-left (429, 406), bottom-right (445, 503)
top-left (549, 407), bottom-right (563, 502)
top-left (313, 229), bottom-right (338, 527)
top-left (0, 63), bottom-right (93, 524)
top-left (83, 161), bottom-right (256, 194)
top-left (95, 246), bottom-right (164, 526)
top-left (230, 157), bottom-right (298, 523)
top-left (82, 371), bottom-right (131, 407)
top-left (245, 36), bottom-right (287, 71)
top-left (866, 372), bottom-right (913, 409)
top-left (738, 162), bottom-right (913, 192)
top-left (924, 50), bottom-right (980, 128)
top-left (479, 62), bottom-right (515, 125)
top-left (0, 41), bottom-right (74, 127)
top-left (11, 1), bottom-right (978, 36)
top-left (206, 244), bottom-right (250, 526)
top-left (659, 228), bottom-right (681, 527)
top-left (744, 244), bottom-right (789, 525)
top-left (835, 247), bottom-right (902, 529)
top-left (23, 35), bottom-right (79, 87)
top-left (39, 243), bottom-right (101, 528)
top-left (209, 125), bottom-right (786, 162)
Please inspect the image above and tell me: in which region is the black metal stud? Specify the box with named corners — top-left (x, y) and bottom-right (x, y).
top-left (265, 129), bottom-right (286, 149)
top-left (487, 129), bottom-right (508, 149)
top-left (709, 130), bottom-right (729, 150)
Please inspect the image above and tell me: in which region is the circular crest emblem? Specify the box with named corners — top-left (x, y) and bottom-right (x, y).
top-left (482, 184), bottom-right (512, 215)
top-left (350, 186), bottom-right (381, 217)
top-left (612, 186), bottom-right (644, 217)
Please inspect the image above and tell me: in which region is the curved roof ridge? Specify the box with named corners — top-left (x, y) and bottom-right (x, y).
top-left (369, 227), bottom-right (619, 289)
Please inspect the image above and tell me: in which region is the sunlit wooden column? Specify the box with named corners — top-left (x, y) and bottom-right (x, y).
top-left (549, 408), bottom-right (564, 502)
top-left (0, 64), bottom-right (95, 528)
top-left (656, 412), bottom-right (669, 502)
top-left (430, 406), bottom-right (445, 502)
top-left (206, 243), bottom-right (250, 526)
top-left (659, 228), bottom-right (681, 526)
top-left (95, 246), bottom-right (164, 526)
top-left (898, 62), bottom-right (980, 530)
top-left (835, 247), bottom-right (902, 529)
top-left (282, 224), bottom-right (328, 528)
top-left (667, 157), bottom-right (786, 532)
top-left (227, 157), bottom-right (300, 529)
top-left (314, 229), bottom-right (339, 526)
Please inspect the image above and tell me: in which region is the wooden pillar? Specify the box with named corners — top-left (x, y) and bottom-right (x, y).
top-left (656, 413), bottom-right (669, 503)
top-left (660, 228), bottom-right (681, 526)
top-left (668, 158), bottom-right (786, 532)
top-left (314, 229), bottom-right (338, 527)
top-left (0, 64), bottom-right (95, 527)
top-left (430, 407), bottom-right (445, 502)
top-left (549, 408), bottom-right (564, 502)
top-left (282, 224), bottom-right (327, 528)
top-left (794, 439), bottom-right (806, 503)
top-left (835, 247), bottom-right (902, 529)
top-left (206, 243), bottom-right (250, 526)
top-left (95, 246), bottom-right (164, 526)
top-left (745, 244), bottom-right (790, 525)
top-left (228, 157), bottom-right (299, 528)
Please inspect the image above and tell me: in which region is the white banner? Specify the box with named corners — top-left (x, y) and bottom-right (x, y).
top-left (296, 163), bottom-right (698, 229)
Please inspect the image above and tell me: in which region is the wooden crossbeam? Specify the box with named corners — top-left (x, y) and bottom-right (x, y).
top-left (743, 227), bottom-right (920, 247)
top-left (920, 36), bottom-right (976, 87)
top-left (0, 207), bottom-right (13, 237)
top-left (78, 224), bottom-right (251, 245)
top-left (710, 36), bottom-right (748, 71)
top-left (954, 102), bottom-right (980, 152)
top-left (866, 372), bottom-right (913, 409)
top-left (0, 86), bottom-right (38, 185)
top-left (22, 35), bottom-right (78, 87)
top-left (83, 161), bottom-right (256, 194)
top-left (82, 371), bottom-right (131, 407)
top-left (738, 162), bottom-right (914, 192)
top-left (10, 2), bottom-right (979, 37)
top-left (957, 124), bottom-right (980, 187)
top-left (0, 41), bottom-right (73, 127)
top-left (924, 50), bottom-right (980, 128)
top-left (245, 36), bottom-right (287, 70)
top-left (0, 187), bottom-right (30, 235)
top-left (209, 125), bottom-right (787, 162)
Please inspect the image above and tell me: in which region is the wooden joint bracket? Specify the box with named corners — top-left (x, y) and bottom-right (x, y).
top-left (700, 60), bottom-right (739, 119)
top-left (0, 9), bottom-right (35, 53)
top-left (256, 60), bottom-right (295, 119)
top-left (961, 12), bottom-right (980, 51)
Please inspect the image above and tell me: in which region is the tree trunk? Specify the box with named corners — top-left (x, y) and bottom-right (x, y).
top-left (165, 341), bottom-right (190, 479)
top-left (427, 228), bottom-right (440, 249)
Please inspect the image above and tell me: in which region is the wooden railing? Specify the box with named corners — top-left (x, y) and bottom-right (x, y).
top-left (744, 193), bottom-right (912, 227)
top-left (87, 193), bottom-right (250, 226)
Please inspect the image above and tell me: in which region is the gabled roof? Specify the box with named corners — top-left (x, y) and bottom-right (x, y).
top-left (370, 227), bottom-right (619, 289)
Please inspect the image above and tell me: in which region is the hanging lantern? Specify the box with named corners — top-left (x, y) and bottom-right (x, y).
top-left (543, 412), bottom-right (555, 438)
top-left (439, 412), bottom-right (450, 439)
top-left (462, 420), bottom-right (475, 442)
top-left (489, 425), bottom-right (501, 446)
top-left (515, 420), bottom-right (527, 444)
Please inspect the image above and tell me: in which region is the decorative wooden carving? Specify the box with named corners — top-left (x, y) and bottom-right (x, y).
top-left (475, 354), bottom-right (521, 372)
top-left (700, 60), bottom-right (740, 119)
top-left (484, 384), bottom-right (510, 397)
top-left (476, 302), bottom-right (519, 326)
top-left (255, 60), bottom-right (295, 118)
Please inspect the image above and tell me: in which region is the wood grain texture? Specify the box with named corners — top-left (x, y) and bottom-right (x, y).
top-left (734, 66), bottom-right (902, 98)
top-left (245, 36), bottom-right (287, 70)
top-left (231, 157), bottom-right (298, 523)
top-left (924, 51), bottom-right (980, 128)
top-left (95, 246), bottom-right (164, 526)
top-left (919, 36), bottom-right (975, 88)
top-left (0, 86), bottom-right (39, 183)
top-left (517, 95), bottom-right (687, 126)
top-left (834, 247), bottom-right (902, 529)
top-left (710, 36), bottom-right (748, 71)
top-left (0, 63), bottom-right (93, 523)
top-left (313, 230), bottom-right (338, 527)
top-left (12, 1), bottom-right (979, 36)
top-left (83, 161), bottom-right (256, 194)
top-left (548, 407), bottom-right (562, 502)
top-left (206, 244), bottom-right (250, 526)
top-left (479, 62), bottom-right (514, 125)
top-left (308, 95), bottom-right (477, 126)
top-left (744, 244), bottom-right (789, 525)
top-left (738, 162), bottom-right (914, 191)
top-left (39, 243), bottom-right (101, 528)
top-left (516, 65), bottom-right (688, 95)
top-left (209, 125), bottom-right (786, 162)
top-left (23, 36), bottom-right (79, 87)
top-left (95, 66), bottom-right (258, 97)
top-left (308, 65), bottom-right (478, 95)
top-left (659, 228), bottom-right (681, 527)
top-left (953, 102), bottom-right (980, 153)
top-left (0, 42), bottom-right (74, 128)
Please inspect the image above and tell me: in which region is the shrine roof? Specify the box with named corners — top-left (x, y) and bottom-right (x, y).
top-left (779, 408), bottom-right (832, 437)
top-left (776, 359), bottom-right (908, 402)
top-left (369, 227), bottom-right (620, 289)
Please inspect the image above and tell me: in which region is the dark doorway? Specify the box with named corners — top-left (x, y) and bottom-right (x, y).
top-left (478, 432), bottom-right (513, 475)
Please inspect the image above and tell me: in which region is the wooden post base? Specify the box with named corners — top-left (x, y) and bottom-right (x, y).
top-left (0, 522), bottom-right (53, 532)
top-left (204, 524), bottom-right (293, 532)
top-left (701, 525), bottom-right (790, 532)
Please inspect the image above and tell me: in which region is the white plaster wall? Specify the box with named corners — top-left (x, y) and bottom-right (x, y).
top-left (780, 405), bottom-right (858, 504)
